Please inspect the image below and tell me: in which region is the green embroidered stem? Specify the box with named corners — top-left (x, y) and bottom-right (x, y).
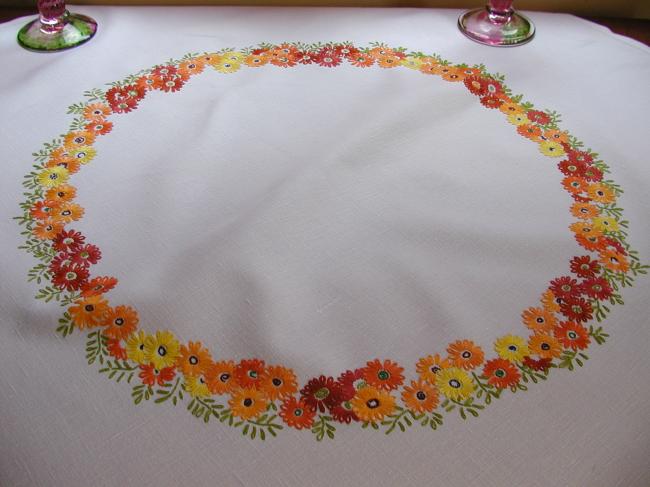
top-left (471, 372), bottom-right (502, 405)
top-left (186, 396), bottom-right (222, 423)
top-left (381, 406), bottom-right (416, 434)
top-left (155, 377), bottom-right (183, 405)
top-left (85, 330), bottom-right (107, 365)
top-left (312, 415), bottom-right (336, 441)
top-left (55, 311), bottom-right (74, 337)
top-left (558, 350), bottom-right (590, 371)
top-left (589, 325), bottom-right (609, 345)
top-left (132, 384), bottom-right (154, 405)
top-left (99, 360), bottom-right (137, 384)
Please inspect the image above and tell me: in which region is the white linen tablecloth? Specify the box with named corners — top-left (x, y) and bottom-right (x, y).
top-left (1, 7), bottom-right (649, 487)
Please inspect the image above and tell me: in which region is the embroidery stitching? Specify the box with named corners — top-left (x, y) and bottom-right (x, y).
top-left (15, 42), bottom-right (647, 441)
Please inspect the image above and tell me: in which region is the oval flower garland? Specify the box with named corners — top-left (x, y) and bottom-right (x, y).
top-left (16, 42), bottom-right (647, 441)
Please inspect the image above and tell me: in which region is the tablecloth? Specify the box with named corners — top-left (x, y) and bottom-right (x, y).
top-left (1, 6), bottom-right (649, 487)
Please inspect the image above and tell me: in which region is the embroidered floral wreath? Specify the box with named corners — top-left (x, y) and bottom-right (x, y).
top-left (16, 42), bottom-right (647, 441)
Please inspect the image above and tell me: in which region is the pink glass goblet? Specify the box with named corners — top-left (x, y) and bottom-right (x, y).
top-left (17, 0), bottom-right (97, 52)
top-left (458, 0), bottom-right (534, 47)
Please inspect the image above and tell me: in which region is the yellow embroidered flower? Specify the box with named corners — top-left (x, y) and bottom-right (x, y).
top-left (69, 146), bottom-right (97, 165)
top-left (591, 216), bottom-right (620, 233)
top-left (401, 56), bottom-right (423, 70)
top-left (350, 386), bottom-right (396, 423)
top-left (37, 166), bottom-right (69, 188)
top-left (494, 335), bottom-right (529, 362)
top-left (507, 112), bottom-right (528, 126)
top-left (143, 330), bottom-right (180, 369)
top-left (126, 330), bottom-right (149, 364)
top-left (221, 50), bottom-right (245, 63)
top-left (212, 60), bottom-right (241, 74)
top-left (538, 140), bottom-right (565, 158)
top-left (435, 367), bottom-right (474, 401)
top-left (185, 375), bottom-right (211, 399)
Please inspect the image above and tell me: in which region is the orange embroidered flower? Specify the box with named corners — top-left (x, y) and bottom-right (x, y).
top-left (369, 46), bottom-right (396, 58)
top-left (69, 295), bottom-right (110, 330)
top-left (102, 305), bottom-right (139, 340)
top-left (599, 249), bottom-right (629, 273)
top-left (177, 58), bottom-right (205, 78)
top-left (377, 55), bottom-right (401, 69)
top-left (45, 184), bottom-right (77, 203)
top-left (106, 338), bottom-right (127, 360)
top-left (32, 220), bottom-right (64, 240)
top-left (570, 202), bottom-right (599, 220)
top-left (401, 380), bottom-right (439, 413)
top-left (243, 53), bottom-right (269, 67)
top-left (562, 176), bottom-right (589, 195)
top-left (260, 365), bottom-right (298, 401)
top-left (575, 234), bottom-right (607, 252)
top-left (587, 183), bottom-right (615, 204)
top-left (482, 359), bottom-right (521, 389)
top-left (570, 221), bottom-right (603, 239)
top-left (83, 102), bottom-right (111, 122)
top-left (528, 333), bottom-right (562, 360)
top-left (50, 202), bottom-right (84, 224)
top-left (229, 388), bottom-right (268, 420)
top-left (178, 341), bottom-right (213, 377)
top-left (63, 131), bottom-right (95, 149)
top-left (349, 52), bottom-right (374, 67)
top-left (447, 340), bottom-right (485, 370)
top-left (350, 386), bottom-right (396, 423)
top-left (29, 200), bottom-right (60, 220)
top-left (139, 363), bottom-right (176, 387)
top-left (499, 102), bottom-right (525, 115)
top-left (554, 321), bottom-right (591, 351)
top-left (441, 67), bottom-right (464, 82)
top-left (280, 397), bottom-right (315, 429)
top-left (234, 358), bottom-right (266, 389)
top-left (85, 120), bottom-right (113, 136)
top-left (363, 359), bottom-right (404, 391)
top-left (416, 354), bottom-right (451, 385)
top-left (521, 307), bottom-right (557, 334)
top-left (517, 124), bottom-right (543, 141)
top-left (205, 360), bottom-right (238, 394)
top-left (80, 276), bottom-right (118, 297)
top-left (419, 62), bottom-right (444, 75)
top-left (45, 156), bottom-right (81, 175)
top-left (540, 290), bottom-right (561, 313)
top-left (544, 129), bottom-right (569, 143)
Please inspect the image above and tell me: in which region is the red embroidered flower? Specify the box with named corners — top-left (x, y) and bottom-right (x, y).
top-left (52, 229), bottom-right (85, 253)
top-left (52, 263), bottom-right (89, 291)
top-left (139, 364), bottom-right (176, 387)
top-left (580, 277), bottom-right (612, 300)
top-left (106, 85), bottom-right (146, 114)
top-left (482, 358), bottom-right (521, 389)
top-left (549, 276), bottom-right (582, 300)
top-left (363, 359), bottom-right (405, 391)
top-left (106, 338), bottom-right (128, 360)
top-left (70, 244), bottom-right (102, 266)
top-left (560, 297), bottom-right (593, 323)
top-left (582, 165), bottom-right (603, 182)
top-left (526, 110), bottom-right (551, 125)
top-left (483, 78), bottom-right (503, 95)
top-left (554, 321), bottom-right (591, 351)
top-left (48, 252), bottom-right (73, 275)
top-left (280, 397), bottom-right (316, 429)
top-left (522, 356), bottom-right (552, 371)
top-left (602, 236), bottom-right (627, 255)
top-left (334, 43), bottom-right (359, 59)
top-left (80, 276), bottom-right (118, 297)
top-left (480, 95), bottom-right (503, 109)
top-left (234, 358), bottom-right (266, 389)
top-left (463, 76), bottom-right (488, 96)
top-left (330, 401), bottom-right (359, 424)
top-left (315, 49), bottom-right (342, 68)
top-left (558, 159), bottom-right (587, 178)
top-left (300, 375), bottom-right (343, 413)
top-left (150, 65), bottom-right (178, 81)
top-left (337, 368), bottom-right (366, 399)
top-left (575, 234), bottom-right (606, 252)
top-left (295, 50), bottom-right (317, 64)
top-left (570, 255), bottom-right (601, 278)
top-left (566, 149), bottom-right (594, 165)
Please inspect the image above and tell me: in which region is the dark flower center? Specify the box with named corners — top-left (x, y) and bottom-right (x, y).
top-left (157, 345), bottom-right (167, 356)
top-left (189, 356), bottom-right (198, 365)
top-left (461, 351), bottom-right (471, 359)
top-left (243, 398), bottom-right (253, 407)
top-left (508, 345), bottom-right (517, 351)
top-left (114, 318), bottom-right (124, 326)
top-left (272, 378), bottom-right (282, 387)
top-left (541, 343), bottom-right (551, 351)
top-left (219, 373), bottom-right (230, 383)
top-left (495, 369), bottom-right (506, 378)
top-left (366, 399), bottom-right (380, 409)
top-left (84, 304), bottom-right (94, 312)
top-left (449, 379), bottom-right (461, 389)
top-left (377, 370), bottom-right (390, 381)
top-left (416, 391), bottom-right (426, 401)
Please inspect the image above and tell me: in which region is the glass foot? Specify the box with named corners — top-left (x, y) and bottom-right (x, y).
top-left (17, 11), bottom-right (97, 52)
top-left (458, 8), bottom-right (534, 47)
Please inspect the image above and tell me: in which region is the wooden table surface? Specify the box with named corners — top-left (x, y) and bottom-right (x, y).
top-left (2, 7), bottom-right (649, 46)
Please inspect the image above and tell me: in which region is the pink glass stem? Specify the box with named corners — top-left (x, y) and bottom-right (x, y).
top-left (37, 0), bottom-right (67, 34)
top-left (487, 0), bottom-right (514, 24)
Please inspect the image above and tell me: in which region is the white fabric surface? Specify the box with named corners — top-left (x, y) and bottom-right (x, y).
top-left (1, 7), bottom-right (649, 487)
